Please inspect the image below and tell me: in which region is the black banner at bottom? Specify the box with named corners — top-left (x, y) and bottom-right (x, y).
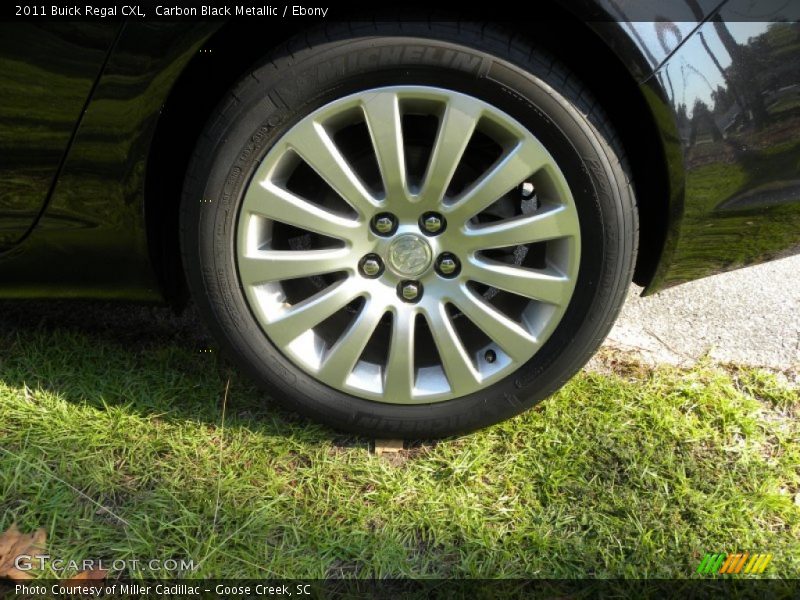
top-left (1, 579), bottom-right (799, 600)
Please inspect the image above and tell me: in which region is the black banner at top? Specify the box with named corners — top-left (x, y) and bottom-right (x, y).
top-left (4, 0), bottom-right (800, 22)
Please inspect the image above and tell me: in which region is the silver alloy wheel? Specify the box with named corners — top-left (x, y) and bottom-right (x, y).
top-left (236, 86), bottom-right (581, 404)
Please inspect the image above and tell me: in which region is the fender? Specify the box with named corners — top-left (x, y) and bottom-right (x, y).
top-left (0, 22), bottom-right (219, 299)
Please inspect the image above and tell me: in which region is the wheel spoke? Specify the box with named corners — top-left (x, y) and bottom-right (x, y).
top-left (451, 287), bottom-right (538, 362)
top-left (263, 279), bottom-right (362, 346)
top-left (465, 259), bottom-right (572, 306)
top-left (383, 309), bottom-right (416, 401)
top-left (463, 206), bottom-right (575, 251)
top-left (317, 301), bottom-right (385, 387)
top-left (444, 139), bottom-right (549, 223)
top-left (238, 248), bottom-right (350, 285)
top-left (245, 181), bottom-right (360, 239)
top-left (361, 91), bottom-right (407, 199)
top-left (418, 97), bottom-right (482, 206)
top-left (288, 119), bottom-right (380, 218)
top-left (424, 303), bottom-right (480, 394)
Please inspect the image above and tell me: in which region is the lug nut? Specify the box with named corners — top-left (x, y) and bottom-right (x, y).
top-left (359, 254), bottom-right (383, 278)
top-left (423, 215), bottom-right (442, 233)
top-left (362, 259), bottom-right (381, 277)
top-left (420, 212), bottom-right (445, 235)
top-left (436, 253), bottom-right (460, 277)
top-left (398, 280), bottom-right (422, 302)
top-left (372, 213), bottom-right (397, 236)
top-left (374, 217), bottom-right (394, 234)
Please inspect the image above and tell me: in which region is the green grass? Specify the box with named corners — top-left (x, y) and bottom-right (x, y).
top-left (0, 327), bottom-right (798, 579)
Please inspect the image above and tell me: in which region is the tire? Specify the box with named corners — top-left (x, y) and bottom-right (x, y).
top-left (180, 22), bottom-right (638, 438)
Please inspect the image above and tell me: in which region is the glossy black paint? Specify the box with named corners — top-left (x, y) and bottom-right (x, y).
top-left (0, 2), bottom-right (797, 302)
top-left (592, 0), bottom-right (719, 75)
top-left (0, 24), bottom-right (117, 249)
top-left (643, 6), bottom-right (800, 291)
top-left (0, 22), bottom-right (217, 299)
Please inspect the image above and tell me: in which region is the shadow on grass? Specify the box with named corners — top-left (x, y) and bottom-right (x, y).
top-left (0, 299), bottom-right (352, 441)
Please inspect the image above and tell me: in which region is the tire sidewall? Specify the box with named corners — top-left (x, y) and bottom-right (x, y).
top-left (182, 30), bottom-right (633, 437)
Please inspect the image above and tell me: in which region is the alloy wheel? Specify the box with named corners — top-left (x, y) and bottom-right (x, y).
top-left (236, 86), bottom-right (581, 403)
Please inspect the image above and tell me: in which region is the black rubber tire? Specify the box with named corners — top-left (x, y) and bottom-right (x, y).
top-left (180, 22), bottom-right (638, 438)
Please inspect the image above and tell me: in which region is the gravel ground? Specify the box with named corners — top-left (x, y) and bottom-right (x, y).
top-left (603, 254), bottom-right (800, 371)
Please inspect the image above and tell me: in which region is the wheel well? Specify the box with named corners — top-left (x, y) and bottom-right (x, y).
top-left (145, 21), bottom-right (310, 307)
top-left (145, 15), bottom-right (670, 306)
top-left (513, 21), bottom-right (671, 289)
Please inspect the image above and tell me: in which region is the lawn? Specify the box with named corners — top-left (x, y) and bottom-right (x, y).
top-left (0, 303), bottom-right (798, 579)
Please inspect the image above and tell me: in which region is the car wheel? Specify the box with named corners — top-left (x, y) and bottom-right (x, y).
top-left (180, 22), bottom-right (638, 437)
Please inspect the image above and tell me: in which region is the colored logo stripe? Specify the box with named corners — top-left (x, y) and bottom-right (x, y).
top-left (697, 554), bottom-right (726, 574)
top-left (723, 553), bottom-right (750, 574)
top-left (751, 554), bottom-right (773, 574)
top-left (697, 553), bottom-right (773, 575)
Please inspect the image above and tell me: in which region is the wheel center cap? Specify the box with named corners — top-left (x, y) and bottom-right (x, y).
top-left (387, 234), bottom-right (432, 277)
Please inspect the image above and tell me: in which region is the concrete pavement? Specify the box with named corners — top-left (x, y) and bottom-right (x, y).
top-left (602, 255), bottom-right (800, 372)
